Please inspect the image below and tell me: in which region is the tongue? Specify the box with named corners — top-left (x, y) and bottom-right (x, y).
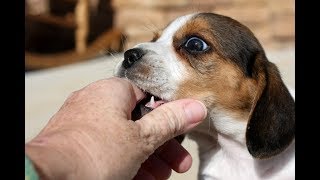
top-left (145, 96), bottom-right (166, 109)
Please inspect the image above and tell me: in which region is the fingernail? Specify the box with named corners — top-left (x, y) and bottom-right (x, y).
top-left (184, 100), bottom-right (207, 124)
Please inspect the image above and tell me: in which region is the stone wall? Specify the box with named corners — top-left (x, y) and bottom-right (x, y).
top-left (112, 0), bottom-right (294, 50)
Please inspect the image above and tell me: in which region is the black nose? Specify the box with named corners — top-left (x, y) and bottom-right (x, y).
top-left (123, 48), bottom-right (144, 69)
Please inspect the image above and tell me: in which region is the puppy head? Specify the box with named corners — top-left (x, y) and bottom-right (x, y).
top-left (115, 13), bottom-right (295, 159)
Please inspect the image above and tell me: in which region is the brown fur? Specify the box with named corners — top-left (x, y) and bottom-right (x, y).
top-left (172, 13), bottom-right (294, 158)
top-left (175, 57), bottom-right (257, 121)
top-left (172, 15), bottom-right (258, 121)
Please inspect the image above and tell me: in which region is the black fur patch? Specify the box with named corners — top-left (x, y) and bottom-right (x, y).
top-left (196, 13), bottom-right (263, 77)
top-left (246, 60), bottom-right (295, 159)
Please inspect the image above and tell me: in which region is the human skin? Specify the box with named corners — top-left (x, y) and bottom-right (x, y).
top-left (25, 77), bottom-right (207, 180)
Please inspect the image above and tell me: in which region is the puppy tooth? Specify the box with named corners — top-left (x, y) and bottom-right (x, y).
top-left (150, 96), bottom-right (155, 105)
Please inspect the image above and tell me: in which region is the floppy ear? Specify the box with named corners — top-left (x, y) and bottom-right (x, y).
top-left (246, 55), bottom-right (295, 159)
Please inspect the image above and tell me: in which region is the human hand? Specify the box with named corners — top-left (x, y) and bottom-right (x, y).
top-left (25, 77), bottom-right (207, 180)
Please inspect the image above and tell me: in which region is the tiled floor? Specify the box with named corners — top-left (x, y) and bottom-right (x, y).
top-left (25, 47), bottom-right (294, 180)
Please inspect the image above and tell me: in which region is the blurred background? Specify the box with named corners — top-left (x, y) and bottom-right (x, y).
top-left (25, 0), bottom-right (294, 71)
top-left (25, 0), bottom-right (294, 179)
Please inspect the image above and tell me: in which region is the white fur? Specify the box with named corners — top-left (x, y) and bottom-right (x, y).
top-left (210, 110), bottom-right (247, 143)
top-left (157, 14), bottom-right (195, 44)
top-left (133, 14), bottom-right (195, 90)
top-left (195, 133), bottom-right (295, 180)
top-left (131, 42), bottom-right (185, 100)
top-left (189, 88), bottom-right (295, 180)
top-left (115, 14), bottom-right (195, 101)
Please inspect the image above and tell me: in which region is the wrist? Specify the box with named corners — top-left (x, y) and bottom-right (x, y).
top-left (25, 133), bottom-right (98, 180)
top-left (25, 142), bottom-right (73, 180)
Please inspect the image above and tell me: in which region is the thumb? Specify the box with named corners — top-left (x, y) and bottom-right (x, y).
top-left (135, 99), bottom-right (207, 152)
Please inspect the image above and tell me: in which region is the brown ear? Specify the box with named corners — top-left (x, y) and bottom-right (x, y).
top-left (246, 55), bottom-right (295, 159)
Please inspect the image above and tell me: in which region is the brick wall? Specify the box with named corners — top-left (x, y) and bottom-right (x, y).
top-left (112, 0), bottom-right (294, 50)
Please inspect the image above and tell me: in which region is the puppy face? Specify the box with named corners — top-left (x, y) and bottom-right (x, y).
top-left (116, 13), bottom-right (258, 112)
top-left (116, 13), bottom-right (295, 159)
top-left (116, 14), bottom-right (193, 101)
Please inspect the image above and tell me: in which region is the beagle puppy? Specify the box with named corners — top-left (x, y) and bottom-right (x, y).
top-left (115, 12), bottom-right (295, 180)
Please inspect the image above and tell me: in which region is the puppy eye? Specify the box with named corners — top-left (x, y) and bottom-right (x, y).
top-left (184, 37), bottom-right (209, 52)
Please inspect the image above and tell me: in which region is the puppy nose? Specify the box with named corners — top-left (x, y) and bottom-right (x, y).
top-left (123, 48), bottom-right (144, 69)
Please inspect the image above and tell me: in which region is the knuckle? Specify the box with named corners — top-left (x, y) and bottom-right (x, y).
top-left (136, 122), bottom-right (157, 156)
top-left (158, 106), bottom-right (183, 136)
top-left (136, 106), bottom-right (184, 156)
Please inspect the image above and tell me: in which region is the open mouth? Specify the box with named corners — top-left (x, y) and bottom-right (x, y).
top-left (144, 92), bottom-right (167, 109)
top-left (130, 90), bottom-right (186, 144)
top-left (131, 91), bottom-right (168, 120)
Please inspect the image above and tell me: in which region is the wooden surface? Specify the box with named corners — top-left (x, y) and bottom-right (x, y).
top-left (25, 28), bottom-right (125, 70)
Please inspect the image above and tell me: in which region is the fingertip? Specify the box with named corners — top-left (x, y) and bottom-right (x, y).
top-left (155, 139), bottom-right (193, 173)
top-left (174, 154), bottom-right (193, 173)
top-left (111, 77), bottom-right (146, 101)
top-left (131, 84), bottom-right (146, 102)
top-left (184, 100), bottom-right (207, 124)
